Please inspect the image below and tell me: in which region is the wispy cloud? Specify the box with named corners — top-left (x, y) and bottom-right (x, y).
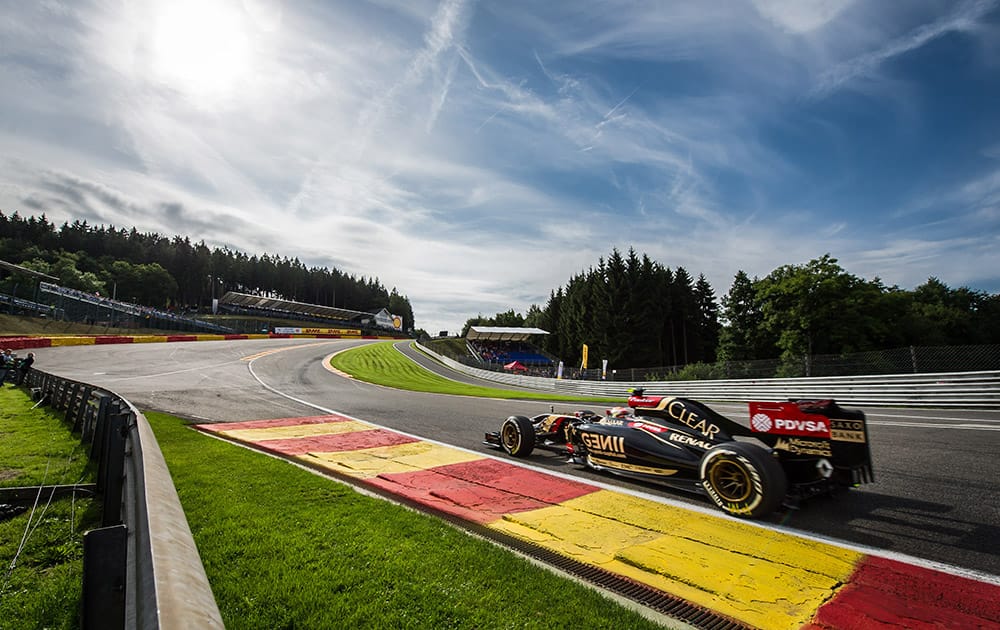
top-left (751, 0), bottom-right (855, 34)
top-left (812, 0), bottom-right (999, 97)
top-left (1, 1), bottom-right (998, 333)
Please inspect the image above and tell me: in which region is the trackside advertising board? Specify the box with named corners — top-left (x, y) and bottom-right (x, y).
top-left (273, 327), bottom-right (361, 335)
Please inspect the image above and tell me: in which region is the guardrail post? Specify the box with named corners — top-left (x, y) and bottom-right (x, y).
top-left (93, 405), bottom-right (109, 487)
top-left (82, 524), bottom-right (126, 630)
top-left (101, 413), bottom-right (128, 527)
top-left (83, 392), bottom-right (111, 444)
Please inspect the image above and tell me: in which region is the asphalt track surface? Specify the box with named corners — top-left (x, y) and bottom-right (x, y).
top-left (29, 338), bottom-right (1000, 579)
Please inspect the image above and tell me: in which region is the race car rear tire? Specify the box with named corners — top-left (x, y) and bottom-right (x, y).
top-left (500, 415), bottom-right (535, 457)
top-left (699, 442), bottom-right (787, 518)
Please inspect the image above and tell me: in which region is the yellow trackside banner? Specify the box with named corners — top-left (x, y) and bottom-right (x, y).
top-left (581, 343), bottom-right (589, 369)
top-left (273, 327), bottom-right (361, 335)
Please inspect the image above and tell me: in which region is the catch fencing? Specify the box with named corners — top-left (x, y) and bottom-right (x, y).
top-left (448, 344), bottom-right (1000, 381)
top-left (416, 343), bottom-right (1000, 409)
top-left (613, 345), bottom-right (1000, 380)
top-left (24, 370), bottom-right (223, 630)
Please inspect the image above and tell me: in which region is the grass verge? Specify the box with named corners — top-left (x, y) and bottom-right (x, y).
top-left (149, 411), bottom-right (665, 629)
top-left (0, 387), bottom-right (100, 629)
top-left (331, 341), bottom-right (624, 403)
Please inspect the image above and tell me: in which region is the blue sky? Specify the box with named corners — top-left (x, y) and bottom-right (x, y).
top-left (1, 0), bottom-right (998, 335)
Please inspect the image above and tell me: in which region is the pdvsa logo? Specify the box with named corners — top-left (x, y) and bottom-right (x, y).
top-left (750, 413), bottom-right (772, 432)
top-left (774, 418), bottom-right (829, 433)
top-left (749, 411), bottom-right (830, 437)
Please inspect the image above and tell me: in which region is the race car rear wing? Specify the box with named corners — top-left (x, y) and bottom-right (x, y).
top-left (748, 399), bottom-right (875, 485)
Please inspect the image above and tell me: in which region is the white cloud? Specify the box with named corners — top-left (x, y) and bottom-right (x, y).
top-left (811, 0), bottom-right (999, 97)
top-left (1, 0), bottom-right (998, 335)
top-left (751, 0), bottom-right (855, 33)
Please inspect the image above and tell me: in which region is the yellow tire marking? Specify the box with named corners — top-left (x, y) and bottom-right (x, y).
top-left (304, 442), bottom-right (484, 479)
top-left (487, 490), bottom-right (862, 630)
top-left (216, 420), bottom-right (370, 442)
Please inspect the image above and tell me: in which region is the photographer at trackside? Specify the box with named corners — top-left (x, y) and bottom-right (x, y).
top-left (8, 351), bottom-right (34, 386)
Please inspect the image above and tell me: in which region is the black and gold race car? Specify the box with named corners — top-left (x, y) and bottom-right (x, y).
top-left (484, 388), bottom-right (874, 518)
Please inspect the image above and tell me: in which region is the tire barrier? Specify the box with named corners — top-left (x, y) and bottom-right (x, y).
top-left (24, 370), bottom-right (223, 630)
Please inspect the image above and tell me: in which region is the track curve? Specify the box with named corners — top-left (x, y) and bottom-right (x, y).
top-left (28, 338), bottom-right (1000, 578)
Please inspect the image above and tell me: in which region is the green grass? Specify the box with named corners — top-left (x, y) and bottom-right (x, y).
top-left (149, 411), bottom-right (665, 629)
top-left (423, 337), bottom-right (472, 360)
top-left (332, 341), bottom-right (624, 403)
top-left (0, 387), bottom-right (101, 629)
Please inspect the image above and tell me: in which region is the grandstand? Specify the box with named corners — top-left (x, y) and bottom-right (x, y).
top-left (1, 293), bottom-right (64, 319)
top-left (0, 260), bottom-right (61, 318)
top-left (217, 291), bottom-right (408, 337)
top-left (465, 326), bottom-right (554, 368)
top-left (37, 282), bottom-right (235, 333)
top-left (1, 260), bottom-right (227, 332)
top-left (1, 258), bottom-right (407, 336)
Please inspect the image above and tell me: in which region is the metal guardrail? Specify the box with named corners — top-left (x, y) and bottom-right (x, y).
top-left (414, 343), bottom-right (1000, 409)
top-left (25, 370), bottom-right (223, 629)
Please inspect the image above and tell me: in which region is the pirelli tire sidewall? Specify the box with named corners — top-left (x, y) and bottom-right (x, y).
top-left (500, 415), bottom-right (535, 457)
top-left (699, 441), bottom-right (788, 518)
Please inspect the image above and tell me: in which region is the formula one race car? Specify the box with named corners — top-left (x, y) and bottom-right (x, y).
top-left (484, 388), bottom-right (874, 518)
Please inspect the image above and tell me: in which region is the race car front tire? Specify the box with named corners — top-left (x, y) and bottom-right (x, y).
top-left (699, 442), bottom-right (787, 518)
top-left (500, 415), bottom-right (535, 457)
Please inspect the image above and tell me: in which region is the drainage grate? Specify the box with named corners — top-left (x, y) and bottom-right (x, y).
top-left (460, 518), bottom-right (753, 630)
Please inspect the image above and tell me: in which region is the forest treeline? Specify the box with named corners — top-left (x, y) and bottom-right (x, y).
top-left (464, 249), bottom-right (1000, 371)
top-left (0, 212), bottom-right (415, 331)
top-left (4, 211), bottom-right (997, 370)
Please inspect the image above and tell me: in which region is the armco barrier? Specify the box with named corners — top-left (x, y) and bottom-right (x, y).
top-left (25, 369), bottom-right (223, 629)
top-left (414, 342), bottom-right (1000, 409)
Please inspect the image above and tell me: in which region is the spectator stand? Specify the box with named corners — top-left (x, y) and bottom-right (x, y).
top-left (0, 259), bottom-right (62, 317)
top-left (465, 326), bottom-right (555, 375)
top-left (1, 292), bottom-right (64, 319)
top-left (217, 291), bottom-right (409, 338)
top-left (37, 282), bottom-right (234, 334)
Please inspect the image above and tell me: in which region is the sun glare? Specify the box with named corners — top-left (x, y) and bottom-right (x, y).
top-left (150, 0), bottom-right (252, 105)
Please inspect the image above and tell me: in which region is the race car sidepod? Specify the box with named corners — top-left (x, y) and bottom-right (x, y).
top-left (747, 399), bottom-right (874, 496)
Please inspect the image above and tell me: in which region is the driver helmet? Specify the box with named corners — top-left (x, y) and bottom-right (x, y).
top-left (607, 406), bottom-right (631, 418)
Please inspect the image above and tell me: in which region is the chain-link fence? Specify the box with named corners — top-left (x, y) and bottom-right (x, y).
top-left (640, 345), bottom-right (1000, 380)
top-left (441, 344), bottom-right (1000, 381)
